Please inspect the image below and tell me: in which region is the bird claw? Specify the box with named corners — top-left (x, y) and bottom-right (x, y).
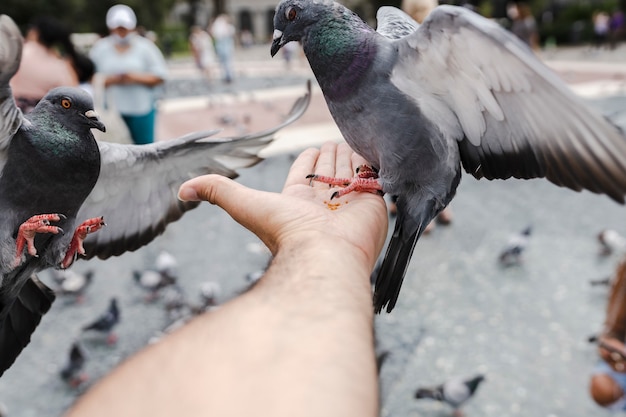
top-left (13, 214), bottom-right (65, 268)
top-left (308, 164), bottom-right (383, 200)
top-left (61, 217), bottom-right (105, 269)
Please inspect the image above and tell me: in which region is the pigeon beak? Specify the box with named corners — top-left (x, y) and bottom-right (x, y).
top-left (270, 29), bottom-right (285, 57)
top-left (85, 110), bottom-right (106, 132)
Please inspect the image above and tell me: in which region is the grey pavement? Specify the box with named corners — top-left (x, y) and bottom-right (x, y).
top-left (1, 44), bottom-right (626, 416)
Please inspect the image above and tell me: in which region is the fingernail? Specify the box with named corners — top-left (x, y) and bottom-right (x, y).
top-left (178, 186), bottom-right (199, 202)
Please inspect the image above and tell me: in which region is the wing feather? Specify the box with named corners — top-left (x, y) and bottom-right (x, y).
top-left (376, 6), bottom-right (420, 39)
top-left (78, 82), bottom-right (311, 259)
top-left (392, 5), bottom-right (626, 203)
top-left (0, 15), bottom-right (25, 170)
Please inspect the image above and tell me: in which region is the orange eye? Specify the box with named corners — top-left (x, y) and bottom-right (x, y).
top-left (61, 99), bottom-right (71, 109)
top-left (286, 7), bottom-right (297, 21)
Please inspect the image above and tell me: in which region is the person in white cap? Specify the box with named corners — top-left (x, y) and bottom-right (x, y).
top-left (89, 4), bottom-right (168, 144)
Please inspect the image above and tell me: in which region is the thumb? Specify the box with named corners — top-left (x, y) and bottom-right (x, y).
top-left (178, 174), bottom-right (276, 245)
top-left (179, 174), bottom-right (247, 207)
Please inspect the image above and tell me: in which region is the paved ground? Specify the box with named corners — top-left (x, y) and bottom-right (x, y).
top-left (1, 43), bottom-right (626, 416)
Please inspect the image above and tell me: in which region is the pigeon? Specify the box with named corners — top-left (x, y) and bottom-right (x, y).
top-left (81, 297), bottom-right (120, 345)
top-left (198, 280), bottom-right (221, 310)
top-left (270, 1), bottom-right (626, 313)
top-left (0, 14), bottom-right (310, 376)
top-left (414, 374), bottom-right (485, 416)
top-left (51, 269), bottom-right (94, 303)
top-left (597, 229), bottom-right (626, 256)
top-left (498, 226), bottom-right (532, 267)
top-left (59, 341), bottom-right (88, 388)
top-left (133, 251), bottom-right (178, 301)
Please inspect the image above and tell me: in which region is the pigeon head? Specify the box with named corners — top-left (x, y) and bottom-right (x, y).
top-left (271, 0), bottom-right (350, 57)
top-left (34, 87), bottom-right (106, 133)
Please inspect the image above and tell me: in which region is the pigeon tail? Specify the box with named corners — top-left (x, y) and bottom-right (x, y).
top-left (0, 274), bottom-right (55, 376)
top-left (373, 198), bottom-right (437, 313)
top-left (415, 387), bottom-right (442, 401)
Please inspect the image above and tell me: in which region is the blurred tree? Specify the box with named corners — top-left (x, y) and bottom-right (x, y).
top-left (0, 0), bottom-right (176, 35)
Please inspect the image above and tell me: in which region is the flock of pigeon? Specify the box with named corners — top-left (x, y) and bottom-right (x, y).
top-left (53, 250), bottom-right (235, 389)
top-left (2, 0), bottom-right (626, 413)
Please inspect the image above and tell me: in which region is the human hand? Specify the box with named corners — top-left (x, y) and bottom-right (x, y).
top-left (178, 142), bottom-right (388, 271)
top-left (598, 336), bottom-right (626, 372)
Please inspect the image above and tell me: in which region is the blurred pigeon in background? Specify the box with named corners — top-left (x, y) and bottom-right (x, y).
top-left (81, 297), bottom-right (120, 345)
top-left (597, 229), bottom-right (626, 257)
top-left (0, 13), bottom-right (310, 376)
top-left (499, 226), bottom-right (532, 267)
top-left (51, 269), bottom-right (94, 303)
top-left (133, 251), bottom-right (179, 302)
top-left (59, 341), bottom-right (88, 388)
top-left (271, 0), bottom-right (626, 313)
top-left (415, 374), bottom-right (485, 416)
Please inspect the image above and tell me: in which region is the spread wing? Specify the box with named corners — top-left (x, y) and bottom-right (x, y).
top-left (0, 15), bottom-right (25, 171)
top-left (376, 6), bottom-right (419, 39)
top-left (79, 82), bottom-right (311, 259)
top-left (391, 5), bottom-right (626, 203)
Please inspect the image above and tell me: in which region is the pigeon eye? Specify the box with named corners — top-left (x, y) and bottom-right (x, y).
top-left (61, 99), bottom-right (72, 109)
top-left (286, 7), bottom-right (297, 21)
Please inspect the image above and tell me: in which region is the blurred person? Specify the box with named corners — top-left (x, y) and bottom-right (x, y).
top-left (89, 4), bottom-right (168, 144)
top-left (73, 53), bottom-right (96, 97)
top-left (63, 143), bottom-right (386, 417)
top-left (189, 25), bottom-right (216, 80)
top-left (402, 0), bottom-right (438, 24)
top-left (9, 16), bottom-right (80, 113)
top-left (507, 2), bottom-right (540, 51)
top-left (590, 257), bottom-right (626, 410)
top-left (210, 14), bottom-right (236, 84)
top-left (609, 9), bottom-right (625, 50)
top-left (592, 11), bottom-right (610, 50)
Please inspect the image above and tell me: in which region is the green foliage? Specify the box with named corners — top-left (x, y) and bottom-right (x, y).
top-left (0, 0), bottom-right (176, 35)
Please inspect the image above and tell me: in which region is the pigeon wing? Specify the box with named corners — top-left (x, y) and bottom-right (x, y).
top-left (79, 83), bottom-right (311, 259)
top-left (0, 274), bottom-right (55, 377)
top-left (376, 6), bottom-right (419, 39)
top-left (392, 5), bottom-right (626, 203)
top-left (0, 15), bottom-right (25, 170)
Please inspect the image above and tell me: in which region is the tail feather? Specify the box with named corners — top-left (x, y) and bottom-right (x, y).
top-left (0, 274), bottom-right (55, 376)
top-left (373, 198), bottom-right (436, 313)
top-left (415, 387), bottom-right (442, 401)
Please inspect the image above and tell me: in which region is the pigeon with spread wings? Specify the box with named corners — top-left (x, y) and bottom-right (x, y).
top-left (270, 0), bottom-right (626, 313)
top-left (0, 14), bottom-right (310, 376)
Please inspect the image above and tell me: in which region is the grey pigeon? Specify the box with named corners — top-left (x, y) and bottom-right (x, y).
top-left (51, 269), bottom-right (94, 302)
top-left (597, 229), bottom-right (626, 256)
top-left (0, 14), bottom-right (310, 376)
top-left (498, 225), bottom-right (532, 267)
top-left (270, 1), bottom-right (626, 313)
top-left (81, 297), bottom-right (120, 344)
top-left (59, 341), bottom-right (88, 388)
top-left (415, 374), bottom-right (485, 416)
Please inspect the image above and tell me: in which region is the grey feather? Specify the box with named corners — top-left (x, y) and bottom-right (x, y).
top-left (271, 0), bottom-right (626, 313)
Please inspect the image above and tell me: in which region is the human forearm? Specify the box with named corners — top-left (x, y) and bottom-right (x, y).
top-left (64, 238), bottom-right (378, 417)
top-left (105, 72), bottom-right (164, 87)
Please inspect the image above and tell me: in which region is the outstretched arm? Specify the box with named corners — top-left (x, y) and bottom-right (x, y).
top-left (65, 142), bottom-right (388, 417)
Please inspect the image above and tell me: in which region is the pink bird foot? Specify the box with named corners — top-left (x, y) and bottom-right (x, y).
top-left (69, 373), bottom-right (89, 388)
top-left (306, 164), bottom-right (383, 200)
top-left (106, 332), bottom-right (118, 345)
top-left (61, 217), bottom-right (105, 269)
top-left (13, 214), bottom-right (66, 268)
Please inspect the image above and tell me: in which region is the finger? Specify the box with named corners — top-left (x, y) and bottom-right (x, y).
top-left (179, 174), bottom-right (251, 210)
top-left (351, 151), bottom-right (370, 171)
top-left (335, 143), bottom-right (356, 179)
top-left (179, 175), bottom-right (287, 252)
top-left (312, 141), bottom-right (338, 179)
top-left (283, 147), bottom-right (319, 190)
